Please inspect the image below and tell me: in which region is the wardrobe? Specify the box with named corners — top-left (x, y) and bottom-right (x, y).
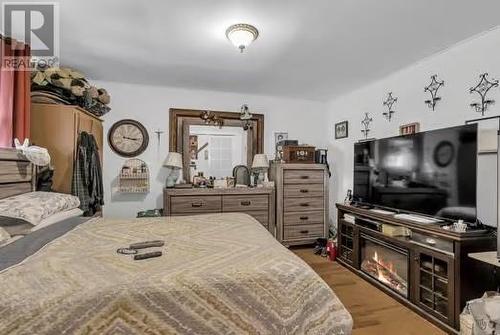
top-left (30, 103), bottom-right (103, 194)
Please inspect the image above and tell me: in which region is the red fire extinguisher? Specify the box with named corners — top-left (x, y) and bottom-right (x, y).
top-left (326, 240), bottom-right (337, 261)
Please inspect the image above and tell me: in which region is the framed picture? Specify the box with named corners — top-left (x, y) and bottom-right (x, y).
top-left (274, 132), bottom-right (288, 145)
top-left (335, 121), bottom-right (348, 139)
top-left (399, 122), bottom-right (420, 135)
top-left (274, 132), bottom-right (288, 160)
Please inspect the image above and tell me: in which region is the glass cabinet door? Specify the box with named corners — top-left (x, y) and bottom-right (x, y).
top-left (413, 248), bottom-right (454, 326)
top-left (339, 221), bottom-right (355, 265)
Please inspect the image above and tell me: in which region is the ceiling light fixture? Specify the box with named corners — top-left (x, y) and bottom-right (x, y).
top-left (226, 23), bottom-right (259, 53)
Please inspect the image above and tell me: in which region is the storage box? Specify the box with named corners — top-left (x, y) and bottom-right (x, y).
top-left (382, 224), bottom-right (411, 237)
top-left (282, 145), bottom-right (315, 163)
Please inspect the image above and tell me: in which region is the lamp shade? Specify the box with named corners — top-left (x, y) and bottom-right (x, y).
top-left (252, 154), bottom-right (269, 169)
top-left (164, 152), bottom-right (182, 169)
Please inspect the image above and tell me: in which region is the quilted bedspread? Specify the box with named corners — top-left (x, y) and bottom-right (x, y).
top-left (0, 213), bottom-right (353, 335)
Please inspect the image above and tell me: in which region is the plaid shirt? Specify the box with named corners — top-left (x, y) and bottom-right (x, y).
top-left (72, 132), bottom-right (104, 215)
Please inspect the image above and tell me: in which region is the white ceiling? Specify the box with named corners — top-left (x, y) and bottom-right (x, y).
top-left (15, 0), bottom-right (500, 101)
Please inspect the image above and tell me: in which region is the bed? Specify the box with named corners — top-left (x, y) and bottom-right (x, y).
top-left (0, 149), bottom-right (353, 335)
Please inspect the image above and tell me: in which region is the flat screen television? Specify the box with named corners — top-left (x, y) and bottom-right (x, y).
top-left (353, 124), bottom-right (478, 222)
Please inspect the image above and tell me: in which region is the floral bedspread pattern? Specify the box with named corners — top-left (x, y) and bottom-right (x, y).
top-left (0, 213), bottom-right (353, 335)
top-left (0, 192), bottom-right (80, 225)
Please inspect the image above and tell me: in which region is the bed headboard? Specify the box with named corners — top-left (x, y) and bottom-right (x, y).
top-left (0, 148), bottom-right (35, 200)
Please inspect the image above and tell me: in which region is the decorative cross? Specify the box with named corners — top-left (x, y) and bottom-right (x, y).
top-left (424, 75), bottom-right (444, 111)
top-left (154, 129), bottom-right (164, 155)
top-left (361, 112), bottom-right (373, 139)
top-left (470, 73), bottom-right (499, 116)
top-left (382, 92), bottom-right (398, 121)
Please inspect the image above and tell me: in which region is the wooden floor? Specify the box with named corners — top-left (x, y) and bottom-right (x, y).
top-left (294, 248), bottom-right (446, 335)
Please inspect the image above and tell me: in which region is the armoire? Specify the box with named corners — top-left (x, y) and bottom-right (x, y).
top-left (30, 103), bottom-right (104, 194)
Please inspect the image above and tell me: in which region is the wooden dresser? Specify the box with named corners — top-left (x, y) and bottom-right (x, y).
top-left (271, 163), bottom-right (329, 246)
top-left (30, 103), bottom-right (103, 194)
top-left (163, 187), bottom-right (275, 235)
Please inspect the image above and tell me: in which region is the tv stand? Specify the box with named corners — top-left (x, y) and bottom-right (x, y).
top-left (336, 203), bottom-right (496, 333)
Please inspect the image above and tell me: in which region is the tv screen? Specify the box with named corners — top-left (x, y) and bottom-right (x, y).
top-left (353, 124), bottom-right (478, 222)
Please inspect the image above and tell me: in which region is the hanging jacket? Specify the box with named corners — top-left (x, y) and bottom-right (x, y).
top-left (72, 131), bottom-right (104, 216)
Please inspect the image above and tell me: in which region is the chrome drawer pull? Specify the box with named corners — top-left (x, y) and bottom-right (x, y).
top-left (191, 202), bottom-right (204, 208)
top-left (425, 238), bottom-right (436, 245)
top-left (300, 189), bottom-right (309, 193)
top-left (300, 216), bottom-right (309, 220)
top-left (300, 230), bottom-right (309, 234)
top-left (240, 201), bottom-right (251, 206)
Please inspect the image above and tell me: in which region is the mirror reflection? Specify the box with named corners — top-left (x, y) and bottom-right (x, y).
top-left (188, 125), bottom-right (248, 179)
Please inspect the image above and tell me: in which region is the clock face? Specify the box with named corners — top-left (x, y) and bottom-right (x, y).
top-left (108, 120), bottom-right (149, 157)
top-left (433, 141), bottom-right (455, 167)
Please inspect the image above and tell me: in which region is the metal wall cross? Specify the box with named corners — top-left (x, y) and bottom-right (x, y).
top-left (382, 92), bottom-right (398, 121)
top-left (470, 73), bottom-right (499, 116)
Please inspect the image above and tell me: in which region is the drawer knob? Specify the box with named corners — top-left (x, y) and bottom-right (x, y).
top-left (300, 230), bottom-right (309, 234)
top-left (300, 189), bottom-right (309, 193)
top-left (425, 238), bottom-right (436, 245)
top-left (241, 201), bottom-right (251, 206)
top-left (300, 216), bottom-right (309, 220)
top-left (300, 176), bottom-right (309, 179)
top-left (300, 203), bottom-right (310, 207)
top-left (191, 202), bottom-right (204, 208)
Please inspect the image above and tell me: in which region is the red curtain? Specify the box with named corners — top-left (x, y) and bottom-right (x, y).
top-left (0, 36), bottom-right (31, 147)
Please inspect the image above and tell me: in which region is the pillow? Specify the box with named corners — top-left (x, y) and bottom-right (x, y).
top-left (31, 208), bottom-right (83, 232)
top-left (0, 216), bottom-right (33, 236)
top-left (0, 192), bottom-right (80, 226)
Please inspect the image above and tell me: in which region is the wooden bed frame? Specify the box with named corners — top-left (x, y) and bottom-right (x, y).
top-left (0, 148), bottom-right (35, 200)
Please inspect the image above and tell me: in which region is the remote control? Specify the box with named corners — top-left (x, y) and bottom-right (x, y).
top-left (129, 240), bottom-right (165, 249)
top-left (134, 251), bottom-right (162, 260)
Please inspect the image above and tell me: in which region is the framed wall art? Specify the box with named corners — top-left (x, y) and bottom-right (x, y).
top-left (399, 122), bottom-right (420, 136)
top-left (335, 121), bottom-right (348, 139)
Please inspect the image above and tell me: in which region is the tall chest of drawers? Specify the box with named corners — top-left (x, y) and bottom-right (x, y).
top-left (271, 163), bottom-right (329, 246)
top-left (163, 187), bottom-right (275, 236)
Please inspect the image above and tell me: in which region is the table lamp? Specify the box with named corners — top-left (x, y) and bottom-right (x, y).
top-left (164, 152), bottom-right (182, 188)
top-left (251, 154), bottom-right (269, 186)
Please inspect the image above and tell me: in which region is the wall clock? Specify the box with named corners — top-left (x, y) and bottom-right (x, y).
top-left (108, 119), bottom-right (149, 157)
top-left (433, 141), bottom-right (455, 167)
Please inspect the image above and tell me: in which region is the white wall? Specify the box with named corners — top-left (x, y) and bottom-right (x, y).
top-left (326, 27), bottom-right (500, 226)
top-left (95, 81), bottom-right (328, 218)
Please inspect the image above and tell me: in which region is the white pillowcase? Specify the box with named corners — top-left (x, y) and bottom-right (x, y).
top-left (31, 208), bottom-right (83, 232)
top-left (0, 192), bottom-right (80, 226)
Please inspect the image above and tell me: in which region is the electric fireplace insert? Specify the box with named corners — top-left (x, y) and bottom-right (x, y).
top-left (360, 234), bottom-right (409, 298)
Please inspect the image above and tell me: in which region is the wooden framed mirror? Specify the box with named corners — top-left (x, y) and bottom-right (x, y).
top-left (169, 108), bottom-right (264, 182)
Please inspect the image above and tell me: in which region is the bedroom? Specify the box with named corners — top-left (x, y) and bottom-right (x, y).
top-left (1, 0), bottom-right (500, 334)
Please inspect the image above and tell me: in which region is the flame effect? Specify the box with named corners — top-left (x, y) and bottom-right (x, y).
top-left (373, 251), bottom-right (395, 286)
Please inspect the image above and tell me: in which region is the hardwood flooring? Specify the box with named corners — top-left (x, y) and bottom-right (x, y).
top-left (294, 248), bottom-right (446, 335)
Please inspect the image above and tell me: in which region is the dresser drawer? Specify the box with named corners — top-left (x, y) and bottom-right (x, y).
top-left (284, 197), bottom-right (324, 212)
top-left (284, 224), bottom-right (325, 240)
top-left (223, 195), bottom-right (268, 212)
top-left (284, 184), bottom-right (324, 198)
top-left (284, 211), bottom-right (324, 226)
top-left (170, 195), bottom-right (221, 214)
top-left (284, 169), bottom-right (324, 184)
